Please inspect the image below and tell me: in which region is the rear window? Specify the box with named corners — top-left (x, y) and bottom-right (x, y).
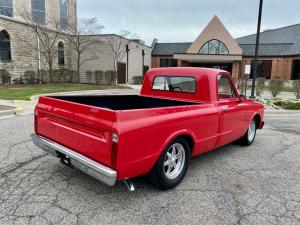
top-left (152, 76), bottom-right (196, 93)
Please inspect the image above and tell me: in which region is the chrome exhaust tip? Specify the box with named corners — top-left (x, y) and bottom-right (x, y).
top-left (123, 180), bottom-right (135, 191)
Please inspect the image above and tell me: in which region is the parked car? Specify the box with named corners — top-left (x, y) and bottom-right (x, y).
top-left (32, 67), bottom-right (264, 190)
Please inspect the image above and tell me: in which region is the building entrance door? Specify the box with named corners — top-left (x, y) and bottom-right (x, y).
top-left (292, 60), bottom-right (300, 80)
top-left (117, 63), bottom-right (126, 84)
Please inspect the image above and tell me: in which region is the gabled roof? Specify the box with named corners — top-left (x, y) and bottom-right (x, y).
top-left (187, 16), bottom-right (242, 55)
top-left (236, 23), bottom-right (300, 56)
top-left (152, 42), bottom-right (192, 56)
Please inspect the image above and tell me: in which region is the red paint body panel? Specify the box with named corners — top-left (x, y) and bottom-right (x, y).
top-left (34, 67), bottom-right (264, 181)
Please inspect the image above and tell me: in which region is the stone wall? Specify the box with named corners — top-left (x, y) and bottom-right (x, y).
top-left (0, 17), bottom-right (73, 81)
top-left (0, 0), bottom-right (77, 81)
top-left (13, 0), bottom-right (77, 31)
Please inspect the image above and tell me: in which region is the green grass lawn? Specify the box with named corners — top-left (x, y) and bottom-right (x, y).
top-left (0, 84), bottom-right (129, 101)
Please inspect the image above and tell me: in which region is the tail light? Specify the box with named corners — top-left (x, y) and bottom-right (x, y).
top-left (111, 133), bottom-right (118, 168)
top-left (34, 109), bottom-right (38, 133)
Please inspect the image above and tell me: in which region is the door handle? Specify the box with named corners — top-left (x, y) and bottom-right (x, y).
top-left (221, 106), bottom-right (229, 112)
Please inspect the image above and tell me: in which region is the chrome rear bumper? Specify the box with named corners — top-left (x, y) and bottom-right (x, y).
top-left (31, 134), bottom-right (117, 186)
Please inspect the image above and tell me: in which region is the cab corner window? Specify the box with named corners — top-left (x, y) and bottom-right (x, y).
top-left (218, 75), bottom-right (237, 99)
top-left (152, 76), bottom-right (196, 93)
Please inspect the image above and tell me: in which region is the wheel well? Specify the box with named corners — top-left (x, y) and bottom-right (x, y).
top-left (253, 114), bottom-right (261, 129)
top-left (177, 134), bottom-right (194, 153)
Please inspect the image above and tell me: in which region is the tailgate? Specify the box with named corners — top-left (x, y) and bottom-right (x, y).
top-left (35, 96), bottom-right (117, 167)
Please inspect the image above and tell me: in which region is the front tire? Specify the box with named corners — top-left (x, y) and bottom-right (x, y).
top-left (148, 137), bottom-right (190, 190)
top-left (239, 118), bottom-right (257, 146)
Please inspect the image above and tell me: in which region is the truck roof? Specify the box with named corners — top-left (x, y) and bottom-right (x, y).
top-left (141, 67), bottom-right (232, 103)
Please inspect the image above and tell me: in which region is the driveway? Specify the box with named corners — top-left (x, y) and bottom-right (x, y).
top-left (0, 113), bottom-right (300, 225)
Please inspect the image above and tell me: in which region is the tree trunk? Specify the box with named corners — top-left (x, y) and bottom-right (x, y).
top-left (48, 58), bottom-right (53, 83)
top-left (114, 58), bottom-right (118, 85)
top-left (77, 53), bottom-right (81, 83)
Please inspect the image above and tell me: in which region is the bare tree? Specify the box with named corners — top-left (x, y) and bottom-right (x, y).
top-left (65, 18), bottom-right (104, 83)
top-left (105, 30), bottom-right (138, 83)
top-left (17, 9), bottom-right (62, 82)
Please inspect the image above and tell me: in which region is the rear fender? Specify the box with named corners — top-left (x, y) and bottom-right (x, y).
top-left (159, 129), bottom-right (197, 156)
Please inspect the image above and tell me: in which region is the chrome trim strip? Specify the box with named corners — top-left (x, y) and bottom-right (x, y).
top-left (31, 134), bottom-right (117, 186)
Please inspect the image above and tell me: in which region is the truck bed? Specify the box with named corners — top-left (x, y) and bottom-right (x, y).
top-left (52, 95), bottom-right (198, 110)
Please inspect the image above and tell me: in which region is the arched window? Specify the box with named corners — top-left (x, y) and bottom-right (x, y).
top-left (58, 42), bottom-right (65, 66)
top-left (31, 0), bottom-right (46, 24)
top-left (199, 39), bottom-right (229, 55)
top-left (0, 0), bottom-right (13, 17)
top-left (0, 30), bottom-right (11, 61)
top-left (60, 0), bottom-right (68, 29)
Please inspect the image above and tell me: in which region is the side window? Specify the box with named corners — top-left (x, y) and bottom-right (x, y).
top-left (152, 76), bottom-right (166, 91)
top-left (218, 75), bottom-right (237, 99)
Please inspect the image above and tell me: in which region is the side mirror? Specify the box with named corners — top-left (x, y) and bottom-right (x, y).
top-left (239, 95), bottom-right (246, 102)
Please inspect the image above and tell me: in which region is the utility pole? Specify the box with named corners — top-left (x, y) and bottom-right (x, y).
top-left (142, 50), bottom-right (145, 77)
top-left (126, 44), bottom-right (130, 83)
top-left (250, 0), bottom-right (264, 98)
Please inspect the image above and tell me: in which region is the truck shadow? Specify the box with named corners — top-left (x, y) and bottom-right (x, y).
top-left (62, 141), bottom-right (248, 194)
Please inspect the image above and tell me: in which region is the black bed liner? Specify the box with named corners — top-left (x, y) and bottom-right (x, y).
top-left (52, 95), bottom-right (198, 110)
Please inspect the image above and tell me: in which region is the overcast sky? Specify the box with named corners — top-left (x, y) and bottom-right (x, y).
top-left (78, 0), bottom-right (300, 45)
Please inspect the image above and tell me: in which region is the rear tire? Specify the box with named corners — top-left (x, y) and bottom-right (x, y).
top-left (239, 118), bottom-right (257, 146)
top-left (148, 137), bottom-right (190, 190)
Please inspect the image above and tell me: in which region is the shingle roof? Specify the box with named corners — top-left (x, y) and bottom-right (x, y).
top-left (236, 23), bottom-right (300, 56)
top-left (152, 42), bottom-right (192, 56)
top-left (152, 23), bottom-right (300, 57)
top-left (239, 43), bottom-right (294, 56)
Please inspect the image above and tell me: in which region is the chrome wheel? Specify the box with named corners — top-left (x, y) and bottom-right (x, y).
top-left (163, 143), bottom-right (186, 180)
top-left (248, 120), bottom-right (256, 142)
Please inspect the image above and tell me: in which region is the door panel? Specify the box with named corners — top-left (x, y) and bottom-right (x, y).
top-left (216, 75), bottom-right (245, 147)
top-left (217, 99), bottom-right (245, 147)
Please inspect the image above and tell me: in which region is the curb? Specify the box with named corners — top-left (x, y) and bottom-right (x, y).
top-left (14, 107), bottom-right (25, 115)
top-left (265, 110), bottom-right (300, 116)
top-left (0, 109), bottom-right (15, 120)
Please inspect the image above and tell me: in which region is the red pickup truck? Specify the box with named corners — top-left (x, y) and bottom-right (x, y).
top-left (32, 67), bottom-right (264, 190)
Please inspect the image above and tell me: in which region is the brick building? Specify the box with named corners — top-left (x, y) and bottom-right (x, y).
top-left (152, 16), bottom-right (300, 81)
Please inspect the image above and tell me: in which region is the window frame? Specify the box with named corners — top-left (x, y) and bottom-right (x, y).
top-left (0, 29), bottom-right (12, 62)
top-left (31, 0), bottom-right (46, 25)
top-left (217, 74), bottom-right (238, 100)
top-left (152, 75), bottom-right (197, 94)
top-left (159, 58), bottom-right (178, 67)
top-left (0, 0), bottom-right (13, 17)
top-left (199, 39), bottom-right (229, 55)
top-left (59, 0), bottom-right (68, 30)
top-left (57, 41), bottom-right (65, 66)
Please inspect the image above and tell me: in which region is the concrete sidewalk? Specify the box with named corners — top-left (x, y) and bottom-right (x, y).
top-left (0, 89), bottom-right (140, 116)
top-left (0, 99), bottom-right (37, 116)
top-left (245, 90), bottom-right (296, 100)
top-left (0, 105), bottom-right (15, 120)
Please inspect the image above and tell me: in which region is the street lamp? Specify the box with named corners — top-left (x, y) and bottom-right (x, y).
top-left (250, 0), bottom-right (264, 98)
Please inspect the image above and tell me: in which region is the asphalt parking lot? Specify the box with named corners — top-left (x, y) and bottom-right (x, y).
top-left (1, 113), bottom-right (300, 225)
